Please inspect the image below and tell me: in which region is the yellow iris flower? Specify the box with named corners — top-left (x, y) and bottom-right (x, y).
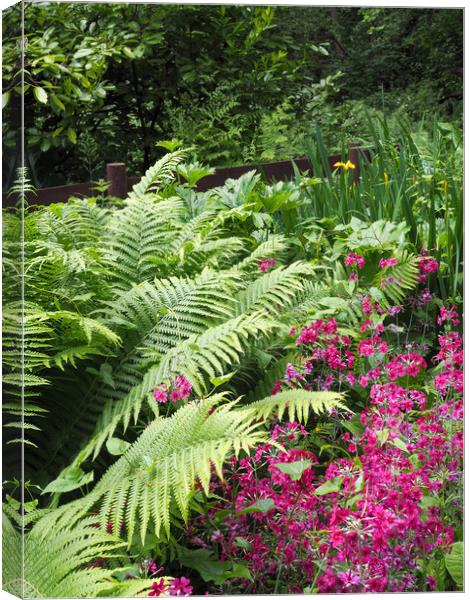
top-left (334, 160), bottom-right (355, 171)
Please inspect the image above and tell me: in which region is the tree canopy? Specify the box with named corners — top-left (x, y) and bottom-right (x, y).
top-left (2, 4), bottom-right (463, 188)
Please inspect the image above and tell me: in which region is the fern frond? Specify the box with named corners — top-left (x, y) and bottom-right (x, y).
top-left (102, 270), bottom-right (242, 352)
top-left (234, 235), bottom-right (291, 271)
top-left (181, 236), bottom-right (246, 271)
top-left (241, 389), bottom-right (348, 423)
top-left (103, 196), bottom-right (186, 288)
top-left (129, 150), bottom-right (188, 198)
top-left (234, 261), bottom-right (313, 316)
top-left (38, 398), bottom-right (267, 543)
top-left (38, 271), bottom-right (244, 475)
top-left (48, 310), bottom-right (277, 476)
top-left (150, 311), bottom-right (279, 394)
top-left (373, 251), bottom-right (419, 307)
top-left (2, 513), bottom-right (127, 598)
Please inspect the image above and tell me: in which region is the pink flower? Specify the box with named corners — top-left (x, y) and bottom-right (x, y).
top-left (175, 374), bottom-right (192, 396)
top-left (344, 253), bottom-right (365, 269)
top-left (170, 389), bottom-right (180, 402)
top-left (418, 256), bottom-right (439, 278)
top-left (378, 257), bottom-right (398, 269)
top-left (358, 375), bottom-right (370, 387)
top-left (358, 339), bottom-right (375, 357)
top-left (349, 271), bottom-right (358, 281)
top-left (258, 258), bottom-right (277, 273)
top-left (149, 579), bottom-right (168, 597)
top-left (418, 288), bottom-right (433, 305)
top-left (437, 305), bottom-right (460, 327)
top-left (285, 363), bottom-right (303, 382)
top-left (153, 385), bottom-right (168, 404)
top-left (427, 576), bottom-right (436, 591)
top-left (169, 577), bottom-right (193, 596)
top-left (361, 297), bottom-right (372, 315)
top-left (377, 342), bottom-right (388, 354)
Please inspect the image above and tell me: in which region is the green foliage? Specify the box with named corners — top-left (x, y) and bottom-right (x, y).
top-left (2, 5), bottom-right (461, 187)
top-left (2, 512), bottom-right (145, 598)
top-left (1, 137), bottom-right (462, 596)
top-left (241, 390), bottom-right (346, 424)
top-left (445, 542), bottom-right (464, 588)
top-left (35, 390), bottom-right (343, 545)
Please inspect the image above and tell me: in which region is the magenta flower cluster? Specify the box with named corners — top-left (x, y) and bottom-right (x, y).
top-left (258, 258), bottom-right (278, 273)
top-left (418, 254), bottom-right (439, 283)
top-left (344, 252), bottom-right (365, 268)
top-left (186, 312), bottom-right (462, 593)
top-left (149, 576), bottom-right (193, 597)
top-left (378, 257), bottom-right (398, 269)
top-left (153, 375), bottom-right (192, 404)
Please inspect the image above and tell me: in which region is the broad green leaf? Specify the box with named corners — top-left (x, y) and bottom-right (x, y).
top-left (377, 428), bottom-right (389, 445)
top-left (392, 437), bottom-right (409, 453)
top-left (210, 371), bottom-right (237, 388)
top-left (2, 91), bottom-right (10, 108)
top-left (156, 139), bottom-right (182, 152)
top-left (274, 459), bottom-right (312, 481)
top-left (234, 536), bottom-right (252, 550)
top-left (178, 548), bottom-right (253, 584)
top-left (6, 495), bottom-right (20, 509)
top-left (237, 497), bottom-right (275, 515)
top-left (51, 94), bottom-right (65, 111)
top-left (354, 471), bottom-right (364, 492)
top-left (445, 542), bottom-right (463, 587)
top-left (42, 466), bottom-right (94, 494)
top-left (67, 128), bottom-right (77, 144)
top-left (106, 437), bottom-right (131, 456)
top-left (112, 565), bottom-right (140, 582)
top-left (74, 48), bottom-right (94, 59)
top-left (314, 476), bottom-right (344, 496)
top-left (341, 416), bottom-right (364, 436)
top-left (33, 86), bottom-right (48, 104)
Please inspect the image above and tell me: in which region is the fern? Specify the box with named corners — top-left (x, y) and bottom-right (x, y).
top-left (37, 397), bottom-right (267, 541)
top-left (38, 388), bottom-right (343, 544)
top-left (234, 235), bottom-right (291, 272)
top-left (103, 196), bottom-right (187, 289)
top-left (240, 389), bottom-right (348, 423)
top-left (2, 513), bottom-right (140, 598)
top-left (373, 251), bottom-right (420, 307)
top-left (54, 311), bottom-right (278, 471)
top-left (2, 301), bottom-right (120, 450)
top-left (35, 271), bottom-right (244, 476)
top-left (129, 150), bottom-right (188, 198)
top-left (234, 261), bottom-right (313, 316)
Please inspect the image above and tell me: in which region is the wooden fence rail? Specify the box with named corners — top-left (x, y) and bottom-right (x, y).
top-left (3, 142), bottom-right (367, 208)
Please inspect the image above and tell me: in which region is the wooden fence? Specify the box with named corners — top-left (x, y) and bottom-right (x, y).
top-left (3, 141), bottom-right (365, 207)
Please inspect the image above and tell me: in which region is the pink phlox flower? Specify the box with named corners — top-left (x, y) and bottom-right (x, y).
top-left (437, 304), bottom-right (460, 327)
top-left (153, 384), bottom-right (168, 404)
top-left (258, 258), bottom-right (278, 273)
top-left (379, 257), bottom-right (398, 269)
top-left (344, 252), bottom-right (365, 269)
top-left (148, 579), bottom-right (168, 597)
top-left (168, 577), bottom-right (193, 596)
top-left (285, 363), bottom-right (303, 382)
top-left (388, 305), bottom-right (403, 316)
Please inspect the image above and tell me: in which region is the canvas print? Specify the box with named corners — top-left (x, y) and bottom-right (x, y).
top-left (2, 2), bottom-right (463, 597)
